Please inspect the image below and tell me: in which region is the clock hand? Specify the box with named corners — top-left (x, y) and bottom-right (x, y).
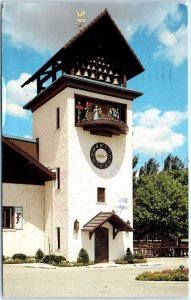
top-left (95, 154), bottom-right (107, 158)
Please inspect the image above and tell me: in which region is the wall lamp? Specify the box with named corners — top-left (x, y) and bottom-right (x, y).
top-left (74, 219), bottom-right (79, 233)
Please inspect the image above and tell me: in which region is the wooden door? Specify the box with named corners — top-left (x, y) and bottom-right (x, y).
top-left (95, 227), bottom-right (109, 263)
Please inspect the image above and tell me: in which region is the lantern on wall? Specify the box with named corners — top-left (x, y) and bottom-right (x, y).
top-left (74, 219), bottom-right (79, 233)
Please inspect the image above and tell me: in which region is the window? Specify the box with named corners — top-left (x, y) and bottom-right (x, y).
top-left (57, 227), bottom-right (60, 249)
top-left (56, 167), bottom-right (60, 189)
top-left (56, 107), bottom-right (60, 129)
top-left (97, 188), bottom-right (105, 202)
top-left (2, 207), bottom-right (23, 229)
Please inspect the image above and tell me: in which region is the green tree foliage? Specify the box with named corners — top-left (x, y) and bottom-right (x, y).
top-left (124, 247), bottom-right (134, 263)
top-left (164, 154), bottom-right (184, 171)
top-left (139, 158), bottom-right (159, 177)
top-left (77, 248), bottom-right (89, 264)
top-left (133, 155), bottom-right (139, 187)
top-left (133, 170), bottom-right (188, 242)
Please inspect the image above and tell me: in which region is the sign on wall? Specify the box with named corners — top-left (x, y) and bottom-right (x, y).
top-left (14, 207), bottom-right (23, 230)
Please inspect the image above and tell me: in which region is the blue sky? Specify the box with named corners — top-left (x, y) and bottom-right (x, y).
top-left (2, 1), bottom-right (188, 168)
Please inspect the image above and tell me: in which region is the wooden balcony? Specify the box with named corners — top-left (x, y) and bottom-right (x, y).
top-left (76, 119), bottom-right (128, 137)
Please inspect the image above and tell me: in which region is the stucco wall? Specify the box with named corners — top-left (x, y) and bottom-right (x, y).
top-left (3, 183), bottom-right (45, 257)
top-left (32, 87), bottom-right (133, 261)
top-left (66, 88), bottom-right (133, 261)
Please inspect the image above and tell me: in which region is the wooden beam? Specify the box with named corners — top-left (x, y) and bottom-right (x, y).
top-left (89, 231), bottom-right (94, 240)
top-left (113, 226), bottom-right (120, 239)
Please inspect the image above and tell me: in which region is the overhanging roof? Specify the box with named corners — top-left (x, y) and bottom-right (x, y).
top-left (82, 211), bottom-right (134, 239)
top-left (2, 137), bottom-right (56, 184)
top-left (23, 74), bottom-right (143, 112)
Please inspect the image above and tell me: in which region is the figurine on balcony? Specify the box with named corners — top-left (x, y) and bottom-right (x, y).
top-left (107, 108), bottom-right (113, 119)
top-left (98, 107), bottom-right (102, 119)
top-left (115, 108), bottom-right (120, 121)
top-left (112, 108), bottom-right (116, 120)
top-left (76, 102), bottom-right (84, 122)
top-left (94, 105), bottom-right (99, 120)
top-left (84, 101), bottom-right (90, 120)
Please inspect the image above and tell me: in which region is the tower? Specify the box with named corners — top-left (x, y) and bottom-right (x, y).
top-left (22, 9), bottom-right (144, 262)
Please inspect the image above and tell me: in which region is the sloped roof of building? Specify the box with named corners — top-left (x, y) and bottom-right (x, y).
top-left (2, 136), bottom-right (56, 185)
top-left (4, 134), bottom-right (38, 160)
top-left (82, 211), bottom-right (133, 236)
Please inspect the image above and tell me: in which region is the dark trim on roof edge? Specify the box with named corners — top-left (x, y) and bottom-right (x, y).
top-left (23, 74), bottom-right (143, 112)
top-left (2, 137), bottom-right (56, 180)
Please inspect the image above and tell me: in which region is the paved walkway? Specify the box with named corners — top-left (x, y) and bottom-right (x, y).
top-left (3, 257), bottom-right (189, 298)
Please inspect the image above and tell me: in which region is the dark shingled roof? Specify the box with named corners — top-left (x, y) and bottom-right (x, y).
top-left (82, 211), bottom-right (133, 235)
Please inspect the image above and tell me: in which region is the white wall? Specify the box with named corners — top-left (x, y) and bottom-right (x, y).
top-left (3, 183), bottom-right (45, 257)
top-left (66, 88), bottom-right (133, 261)
top-left (33, 87), bottom-right (133, 261)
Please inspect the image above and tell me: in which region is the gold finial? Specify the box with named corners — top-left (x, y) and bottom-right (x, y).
top-left (75, 10), bottom-right (86, 29)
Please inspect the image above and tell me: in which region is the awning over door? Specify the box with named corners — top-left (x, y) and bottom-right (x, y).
top-left (82, 211), bottom-right (134, 239)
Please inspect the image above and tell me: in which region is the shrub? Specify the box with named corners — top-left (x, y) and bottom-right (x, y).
top-left (4, 258), bottom-right (24, 264)
top-left (136, 269), bottom-right (189, 281)
top-left (42, 254), bottom-right (56, 264)
top-left (133, 252), bottom-right (144, 259)
top-left (2, 255), bottom-right (5, 262)
top-left (124, 248), bottom-right (134, 263)
top-left (77, 248), bottom-right (89, 264)
top-left (35, 249), bottom-right (44, 260)
top-left (134, 258), bottom-right (147, 263)
top-left (53, 255), bottom-right (66, 265)
top-left (42, 254), bottom-right (66, 264)
top-left (12, 253), bottom-right (27, 261)
top-left (115, 259), bottom-right (129, 264)
top-left (25, 257), bottom-right (35, 263)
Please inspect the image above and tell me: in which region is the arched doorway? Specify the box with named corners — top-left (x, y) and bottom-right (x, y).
top-left (95, 227), bottom-right (108, 263)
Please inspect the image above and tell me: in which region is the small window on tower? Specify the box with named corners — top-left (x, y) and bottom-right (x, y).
top-left (57, 227), bottom-right (60, 249)
top-left (97, 188), bottom-right (105, 202)
top-left (56, 167), bottom-right (60, 189)
top-left (56, 107), bottom-right (60, 129)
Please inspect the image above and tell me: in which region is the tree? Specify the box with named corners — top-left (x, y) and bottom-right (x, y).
top-left (164, 154), bottom-right (184, 171)
top-left (133, 155), bottom-right (139, 187)
top-left (133, 172), bottom-right (188, 243)
top-left (139, 158), bottom-right (159, 177)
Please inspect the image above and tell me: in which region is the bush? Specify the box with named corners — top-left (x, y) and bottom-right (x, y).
top-left (2, 255), bottom-right (5, 262)
top-left (42, 254), bottom-right (66, 264)
top-left (25, 257), bottom-right (35, 263)
top-left (42, 255), bottom-right (56, 264)
top-left (115, 259), bottom-right (129, 264)
top-left (53, 255), bottom-right (66, 265)
top-left (136, 269), bottom-right (189, 281)
top-left (12, 253), bottom-right (27, 261)
top-left (35, 249), bottom-right (44, 260)
top-left (124, 248), bottom-right (134, 263)
top-left (4, 258), bottom-right (24, 264)
top-left (77, 248), bottom-right (89, 264)
top-left (134, 258), bottom-right (147, 263)
top-left (133, 252), bottom-right (144, 259)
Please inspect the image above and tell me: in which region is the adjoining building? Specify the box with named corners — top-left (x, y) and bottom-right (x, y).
top-left (2, 9), bottom-right (144, 262)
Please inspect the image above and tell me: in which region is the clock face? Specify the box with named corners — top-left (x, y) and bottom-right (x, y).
top-left (90, 143), bottom-right (112, 169)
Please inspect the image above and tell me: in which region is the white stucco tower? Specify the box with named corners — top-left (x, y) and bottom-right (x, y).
top-left (22, 9), bottom-right (144, 262)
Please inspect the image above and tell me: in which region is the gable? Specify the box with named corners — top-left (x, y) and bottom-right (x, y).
top-left (21, 9), bottom-right (144, 93)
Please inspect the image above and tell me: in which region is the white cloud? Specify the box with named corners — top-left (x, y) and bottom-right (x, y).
top-left (133, 108), bottom-right (187, 154)
top-left (155, 24), bottom-right (188, 66)
top-left (2, 2), bottom-right (187, 66)
top-left (3, 73), bottom-right (36, 118)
